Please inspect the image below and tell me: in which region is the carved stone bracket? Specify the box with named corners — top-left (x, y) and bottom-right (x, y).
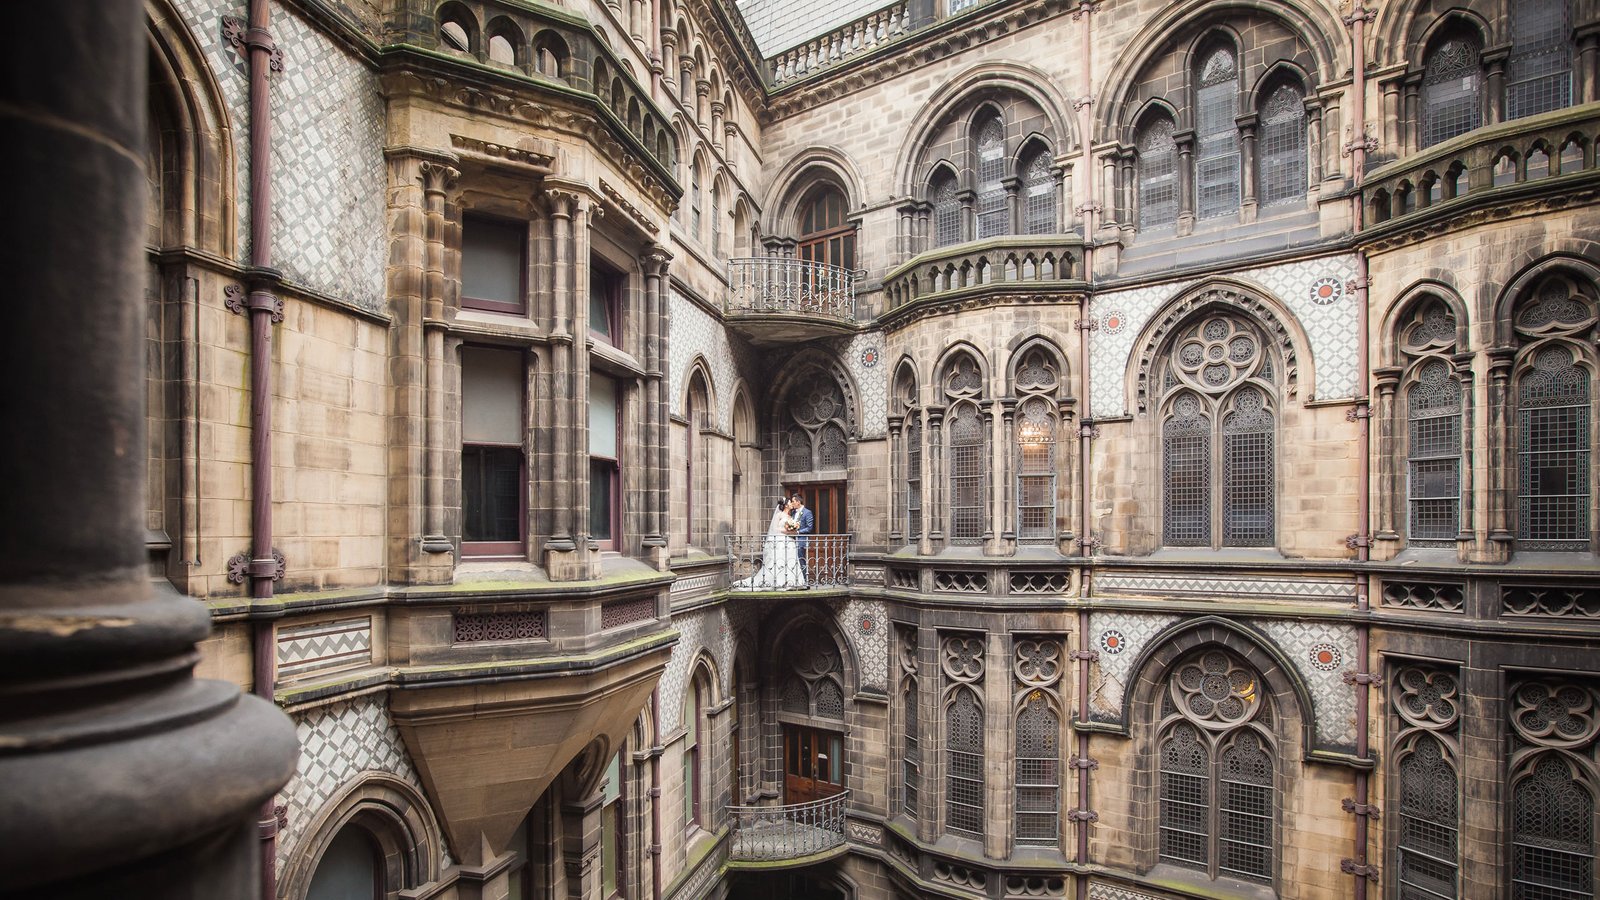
top-left (1076, 535), bottom-right (1102, 551)
top-left (221, 15), bottom-right (284, 74)
top-left (1067, 755), bottom-right (1099, 770)
top-left (418, 160), bottom-right (461, 195)
top-left (226, 548), bottom-right (287, 585)
top-left (1346, 405), bottom-right (1372, 421)
top-left (1342, 5), bottom-right (1378, 26)
top-left (223, 281), bottom-right (284, 322)
top-left (1343, 671), bottom-right (1382, 687)
top-left (1345, 533), bottom-right (1371, 549)
top-left (1066, 808), bottom-right (1100, 823)
top-left (1340, 859), bottom-right (1379, 880)
top-left (1069, 648), bottom-right (1099, 662)
top-left (1341, 798), bottom-right (1381, 819)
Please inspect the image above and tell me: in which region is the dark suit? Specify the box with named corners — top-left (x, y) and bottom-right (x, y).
top-left (794, 505), bottom-right (815, 575)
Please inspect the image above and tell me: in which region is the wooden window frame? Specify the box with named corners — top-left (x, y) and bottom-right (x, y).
top-left (460, 212), bottom-right (529, 315)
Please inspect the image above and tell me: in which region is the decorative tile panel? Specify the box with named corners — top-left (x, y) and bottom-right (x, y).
top-left (668, 571), bottom-right (719, 602)
top-left (1085, 612), bottom-right (1180, 722)
top-left (452, 611), bottom-right (547, 643)
top-left (276, 617), bottom-right (371, 679)
top-left (1088, 884), bottom-right (1169, 900)
top-left (842, 331), bottom-right (888, 439)
top-left (1095, 573), bottom-right (1356, 600)
top-left (1255, 617), bottom-right (1359, 749)
top-left (852, 563), bottom-right (886, 586)
top-left (668, 291), bottom-right (750, 433)
top-left (839, 597), bottom-right (888, 691)
top-left (274, 695), bottom-right (434, 872)
top-left (1089, 253), bottom-right (1361, 416)
top-left (169, 0), bottom-right (386, 311)
top-left (601, 596), bottom-right (657, 629)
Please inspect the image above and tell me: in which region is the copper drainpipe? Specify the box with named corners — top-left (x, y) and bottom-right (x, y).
top-left (1344, 3), bottom-right (1378, 897)
top-left (650, 686), bottom-right (664, 900)
top-left (242, 0), bottom-right (283, 895)
top-left (1072, 3), bottom-right (1098, 898)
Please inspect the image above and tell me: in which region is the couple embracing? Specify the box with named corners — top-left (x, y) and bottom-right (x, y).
top-left (734, 493), bottom-right (814, 590)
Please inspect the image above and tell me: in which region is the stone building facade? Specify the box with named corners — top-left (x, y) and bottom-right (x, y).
top-left (26, 0), bottom-right (1600, 896)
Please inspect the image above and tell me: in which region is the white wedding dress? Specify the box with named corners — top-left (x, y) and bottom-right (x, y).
top-left (732, 508), bottom-right (807, 590)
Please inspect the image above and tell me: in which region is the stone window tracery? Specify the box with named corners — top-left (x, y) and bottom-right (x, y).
top-left (943, 633), bottom-right (986, 838)
top-left (898, 626), bottom-right (920, 819)
top-left (1257, 84), bottom-right (1306, 208)
top-left (1023, 149), bottom-right (1056, 234)
top-left (975, 115), bottom-right (1008, 239)
top-left (779, 624), bottom-right (846, 721)
top-left (1512, 277), bottom-right (1596, 551)
top-left (782, 373), bottom-right (851, 475)
top-left (1014, 636), bottom-right (1063, 846)
top-left (1508, 678), bottom-right (1600, 899)
top-left (1160, 315), bottom-right (1276, 548)
top-left (1013, 347), bottom-right (1061, 544)
top-left (1157, 649), bottom-right (1275, 883)
top-left (1390, 665), bottom-right (1462, 900)
top-left (1195, 47), bottom-right (1241, 220)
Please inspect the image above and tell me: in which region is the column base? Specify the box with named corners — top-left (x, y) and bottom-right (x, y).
top-left (421, 535), bottom-right (454, 554)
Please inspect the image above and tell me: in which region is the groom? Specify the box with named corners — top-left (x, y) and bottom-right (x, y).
top-left (788, 493), bottom-right (815, 583)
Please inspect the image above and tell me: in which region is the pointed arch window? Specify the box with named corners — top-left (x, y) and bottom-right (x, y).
top-left (1257, 84), bottom-right (1307, 207)
top-left (782, 373), bottom-right (850, 474)
top-left (947, 686), bottom-right (985, 836)
top-left (906, 416), bottom-right (923, 543)
top-left (1507, 0), bottom-right (1572, 120)
top-left (1195, 47), bottom-right (1241, 219)
top-left (710, 183), bottom-right (722, 253)
top-left (1391, 665), bottom-right (1462, 900)
top-left (931, 172), bottom-right (961, 248)
top-left (798, 185), bottom-right (856, 273)
top-left (1022, 149), bottom-right (1056, 234)
top-left (1161, 316), bottom-right (1276, 548)
top-left (1517, 345), bottom-right (1591, 548)
top-left (1407, 360), bottom-right (1464, 545)
top-left (1507, 679), bottom-right (1599, 900)
top-left (1014, 347), bottom-right (1062, 544)
top-left (691, 163), bottom-right (704, 240)
top-left (1015, 690), bottom-right (1061, 845)
top-left (975, 116), bottom-right (1008, 239)
top-left (1158, 650), bottom-right (1275, 883)
top-left (899, 626), bottom-right (921, 819)
top-left (1137, 117), bottom-right (1179, 230)
top-left (1422, 37), bottom-right (1482, 148)
top-left (948, 403), bottom-right (987, 544)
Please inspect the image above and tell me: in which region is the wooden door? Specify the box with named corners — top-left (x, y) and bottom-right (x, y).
top-left (785, 483), bottom-right (846, 534)
top-left (783, 724), bottom-right (844, 804)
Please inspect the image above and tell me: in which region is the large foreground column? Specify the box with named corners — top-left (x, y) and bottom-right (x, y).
top-left (0, 3), bottom-right (297, 896)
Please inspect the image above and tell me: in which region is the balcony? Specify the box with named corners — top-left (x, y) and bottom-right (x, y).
top-left (1362, 103), bottom-right (1600, 248)
top-left (725, 533), bottom-right (851, 592)
top-left (881, 235), bottom-right (1087, 324)
top-left (726, 791), bottom-right (850, 866)
top-left (724, 258), bottom-right (858, 345)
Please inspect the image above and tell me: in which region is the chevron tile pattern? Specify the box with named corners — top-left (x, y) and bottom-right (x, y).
top-left (276, 617), bottom-right (371, 679)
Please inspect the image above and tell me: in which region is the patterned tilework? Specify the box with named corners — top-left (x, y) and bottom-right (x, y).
top-left (274, 695), bottom-right (437, 872)
top-left (1088, 884), bottom-right (1168, 900)
top-left (842, 331), bottom-right (888, 439)
top-left (1085, 612), bottom-right (1179, 723)
top-left (1255, 617), bottom-right (1359, 749)
top-left (838, 597), bottom-right (888, 691)
top-left (168, 0), bottom-right (387, 312)
top-left (659, 604), bottom-right (749, 731)
top-left (1088, 253), bottom-right (1361, 417)
top-left (1095, 573), bottom-right (1356, 600)
top-left (668, 292), bottom-right (747, 432)
top-left (276, 617), bottom-right (372, 678)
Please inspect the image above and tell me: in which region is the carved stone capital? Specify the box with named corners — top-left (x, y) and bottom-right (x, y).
top-left (419, 160), bottom-right (460, 196)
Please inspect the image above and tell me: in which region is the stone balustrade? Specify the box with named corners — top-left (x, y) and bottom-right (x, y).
top-left (767, 2), bottom-right (910, 86)
top-left (882, 235), bottom-right (1086, 312)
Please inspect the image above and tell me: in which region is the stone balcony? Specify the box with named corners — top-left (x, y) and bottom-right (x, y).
top-left (724, 258), bottom-right (858, 345)
top-left (881, 235), bottom-right (1088, 322)
top-left (1362, 102), bottom-right (1600, 244)
top-left (726, 791), bottom-right (850, 866)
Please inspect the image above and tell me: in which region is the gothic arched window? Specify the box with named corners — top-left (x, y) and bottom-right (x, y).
top-left (1507, 0), bottom-right (1572, 120)
top-left (898, 626), bottom-right (920, 819)
top-left (798, 184), bottom-right (855, 272)
top-left (1422, 36), bottom-right (1482, 148)
top-left (1507, 679), bottom-right (1599, 900)
top-left (944, 354), bottom-right (988, 545)
top-left (1512, 278), bottom-right (1597, 551)
top-left (1014, 638), bottom-right (1063, 846)
top-left (1022, 148), bottom-right (1056, 234)
top-left (1194, 47), bottom-right (1241, 219)
top-left (1257, 84), bottom-right (1307, 208)
top-left (974, 115), bottom-right (1008, 239)
top-left (779, 624), bottom-right (846, 720)
top-left (1160, 315), bottom-right (1276, 548)
top-left (1013, 347), bottom-right (1061, 544)
top-left (943, 632), bottom-right (986, 838)
top-left (931, 171), bottom-right (961, 248)
top-left (1391, 665), bottom-right (1462, 900)
top-left (1157, 650), bottom-right (1275, 883)
top-left (1137, 117), bottom-right (1179, 231)
top-left (782, 373), bottom-right (851, 475)
top-left (691, 160), bottom-right (704, 240)
top-left (1407, 360), bottom-right (1464, 545)
top-left (710, 182), bottom-right (722, 253)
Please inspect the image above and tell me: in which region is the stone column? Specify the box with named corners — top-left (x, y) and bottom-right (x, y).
top-left (1237, 115), bottom-right (1258, 223)
top-left (1175, 131), bottom-right (1196, 234)
top-left (547, 191), bottom-right (577, 557)
top-left (710, 102), bottom-right (725, 152)
top-left (643, 246), bottom-right (672, 566)
top-left (562, 791), bottom-right (604, 900)
top-left (1002, 176), bottom-right (1021, 233)
top-left (695, 79), bottom-right (711, 128)
top-left (421, 160), bottom-right (459, 556)
top-left (887, 414), bottom-right (903, 544)
top-left (1485, 348), bottom-right (1515, 560)
top-left (1372, 367), bottom-right (1402, 547)
top-left (571, 198), bottom-right (597, 577)
top-left (1484, 51), bottom-right (1507, 125)
top-left (1579, 30), bottom-right (1600, 103)
top-left (982, 405), bottom-right (996, 545)
top-left (984, 630), bottom-right (1012, 860)
top-left (1453, 351), bottom-right (1478, 556)
top-left (926, 406), bottom-right (945, 548)
top-left (1380, 78), bottom-right (1402, 157)
top-left (1402, 76), bottom-right (1421, 155)
top-left (1000, 399), bottom-right (1017, 547)
top-left (678, 60), bottom-right (695, 109)
top-left (1306, 101), bottom-right (1326, 186)
top-left (1057, 162), bottom-right (1076, 234)
top-left (1098, 152), bottom-right (1118, 231)
top-left (0, 3), bottom-right (297, 895)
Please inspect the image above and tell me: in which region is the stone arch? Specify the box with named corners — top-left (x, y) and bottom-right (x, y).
top-left (1126, 278), bottom-right (1313, 414)
top-left (760, 602), bottom-right (862, 696)
top-left (933, 341), bottom-right (994, 397)
top-left (1404, 8), bottom-right (1492, 71)
top-left (1492, 251), bottom-right (1600, 346)
top-left (279, 773), bottom-right (445, 900)
top-left (892, 355), bottom-right (921, 410)
top-left (1096, 0), bottom-right (1342, 136)
top-left (894, 61), bottom-right (1075, 197)
top-left (434, 1), bottom-right (479, 55)
top-left (767, 348), bottom-right (861, 435)
top-left (147, 0), bottom-right (237, 256)
top-left (1248, 58), bottom-right (1313, 106)
top-left (1005, 331), bottom-right (1073, 397)
top-left (1380, 278), bottom-right (1472, 366)
top-left (763, 146), bottom-right (866, 237)
top-left (1121, 616), bottom-right (1315, 757)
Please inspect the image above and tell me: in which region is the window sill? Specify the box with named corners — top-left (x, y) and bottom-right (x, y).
top-left (1142, 862), bottom-right (1278, 900)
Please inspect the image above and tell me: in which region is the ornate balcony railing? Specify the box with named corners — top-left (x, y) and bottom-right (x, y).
top-left (727, 791), bottom-right (850, 862)
top-left (882, 235), bottom-right (1086, 314)
top-left (725, 257), bottom-right (857, 323)
top-left (1363, 103), bottom-right (1600, 234)
top-left (767, 2), bottom-right (910, 86)
top-left (725, 533), bottom-right (851, 591)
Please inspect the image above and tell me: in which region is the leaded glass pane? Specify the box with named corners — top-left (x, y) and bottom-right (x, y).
top-left (975, 118), bottom-right (1008, 238)
top-left (1517, 346), bottom-right (1591, 549)
top-left (947, 688), bottom-right (985, 836)
top-left (1164, 395), bottom-right (1212, 546)
top-left (1408, 361), bottom-right (1464, 545)
top-left (1015, 695), bottom-right (1060, 845)
top-left (932, 177), bottom-right (961, 247)
top-left (818, 422), bottom-right (848, 470)
top-left (1024, 153), bottom-right (1056, 234)
top-left (1258, 85), bottom-right (1307, 207)
top-left (1196, 49), bottom-right (1241, 219)
top-left (902, 680), bottom-right (920, 817)
top-left (1159, 723), bottom-right (1210, 869)
top-left (1511, 756), bottom-right (1595, 900)
top-left (1398, 735), bottom-right (1460, 900)
top-left (1139, 118), bottom-right (1178, 230)
top-left (1017, 440), bottom-right (1056, 543)
top-left (949, 405), bottom-right (987, 544)
top-left (1508, 0), bottom-right (1572, 120)
top-left (906, 418), bottom-right (923, 541)
top-left (784, 426), bottom-right (812, 472)
top-left (1222, 388), bottom-right (1274, 547)
top-left (1423, 39), bottom-right (1482, 148)
top-left (1219, 732), bottom-right (1273, 881)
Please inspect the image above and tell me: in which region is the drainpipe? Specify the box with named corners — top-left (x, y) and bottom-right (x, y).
top-left (239, 0), bottom-right (284, 895)
top-left (650, 686), bottom-right (664, 900)
top-left (1342, 3), bottom-right (1379, 897)
top-left (1071, 4), bottom-right (1098, 899)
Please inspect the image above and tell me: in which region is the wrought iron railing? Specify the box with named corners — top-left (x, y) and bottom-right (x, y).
top-left (727, 791), bottom-right (850, 862)
top-left (725, 533), bottom-right (851, 591)
top-left (725, 258), bottom-right (857, 323)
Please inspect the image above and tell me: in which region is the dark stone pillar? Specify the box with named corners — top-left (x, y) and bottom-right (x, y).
top-left (0, 2), bottom-right (297, 896)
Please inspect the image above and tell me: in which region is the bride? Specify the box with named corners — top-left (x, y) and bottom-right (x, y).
top-left (732, 499), bottom-right (807, 590)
